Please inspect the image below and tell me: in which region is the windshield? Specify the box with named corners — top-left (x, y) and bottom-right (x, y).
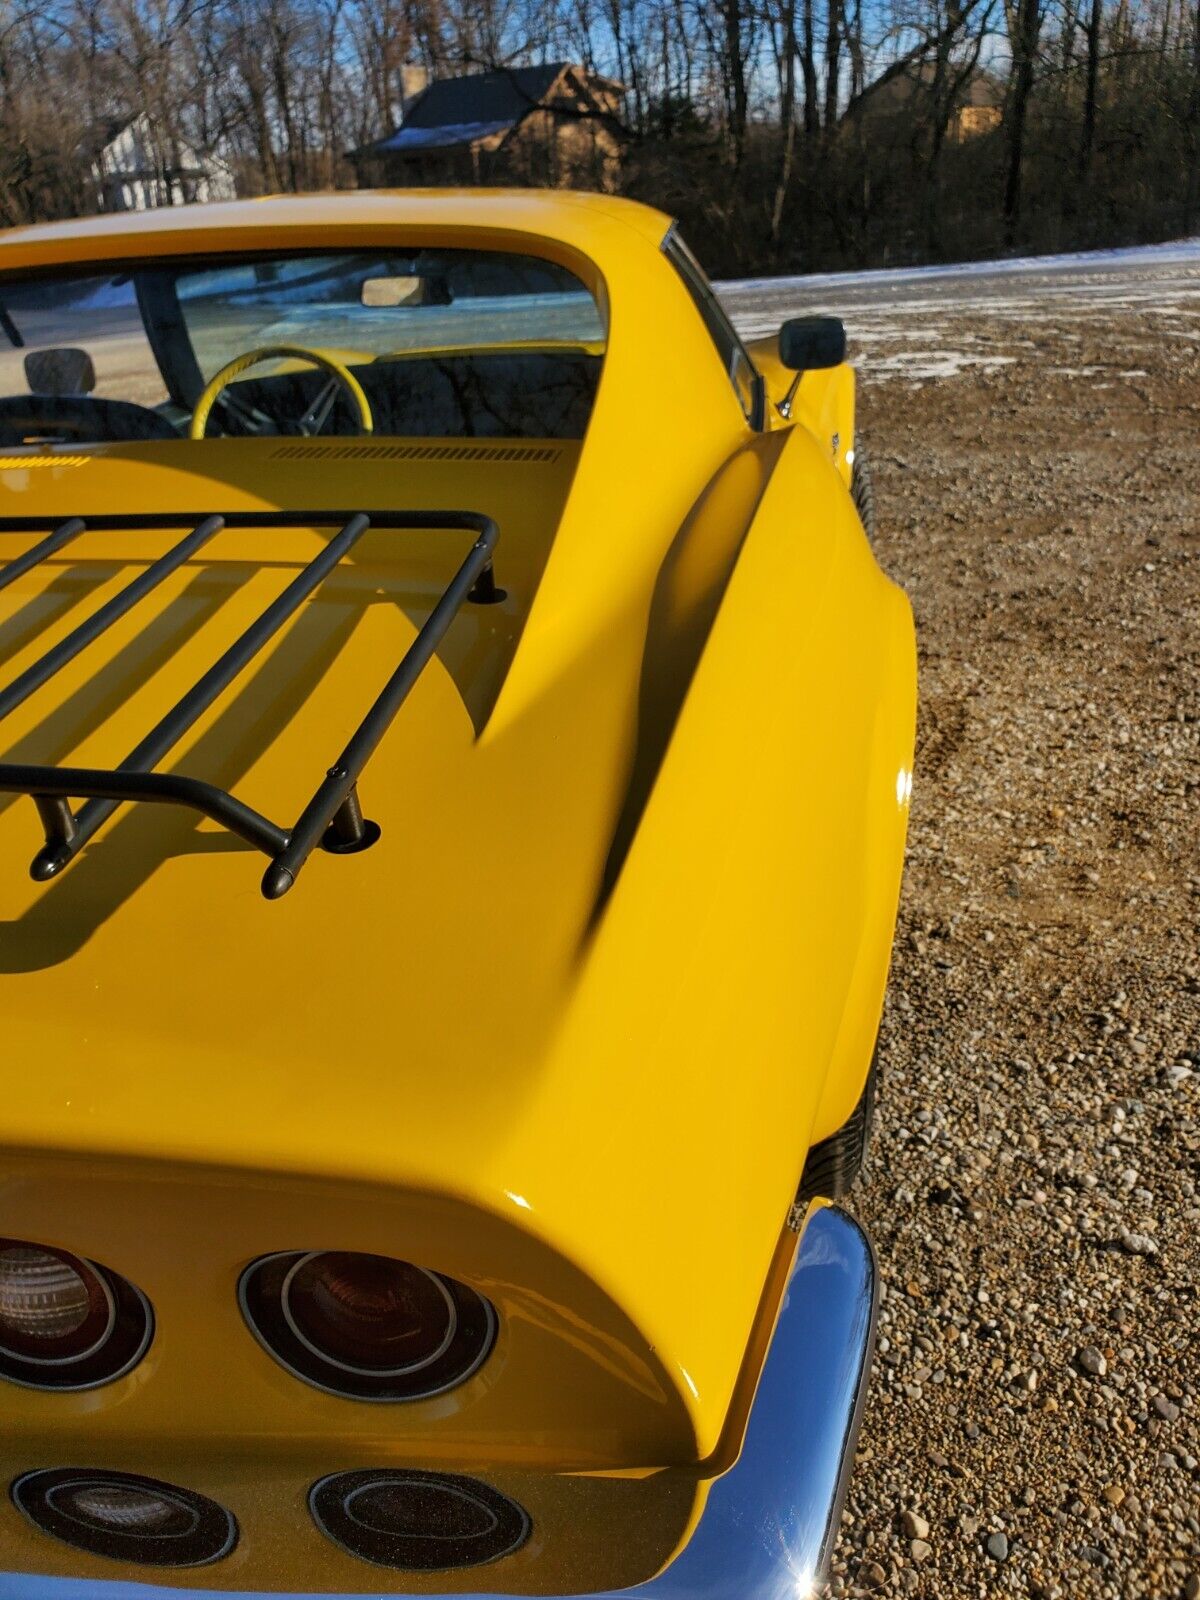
top-left (0, 248), bottom-right (606, 447)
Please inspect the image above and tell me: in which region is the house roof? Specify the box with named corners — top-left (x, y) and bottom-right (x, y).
top-left (77, 117), bottom-right (137, 165)
top-left (405, 63), bottom-right (569, 131)
top-left (358, 62), bottom-right (621, 159)
top-left (368, 118), bottom-right (516, 156)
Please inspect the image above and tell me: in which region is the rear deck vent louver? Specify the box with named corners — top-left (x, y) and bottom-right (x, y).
top-left (270, 443), bottom-right (561, 465)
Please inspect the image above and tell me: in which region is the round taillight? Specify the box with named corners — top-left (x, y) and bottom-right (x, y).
top-left (11, 1469), bottom-right (237, 1567)
top-left (286, 1251), bottom-right (456, 1373)
top-left (309, 1469), bottom-right (529, 1570)
top-left (0, 1240), bottom-right (152, 1391)
top-left (239, 1250), bottom-right (495, 1401)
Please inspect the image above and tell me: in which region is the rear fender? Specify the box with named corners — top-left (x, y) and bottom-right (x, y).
top-left (531, 423), bottom-right (913, 1451)
top-left (792, 362), bottom-right (856, 491)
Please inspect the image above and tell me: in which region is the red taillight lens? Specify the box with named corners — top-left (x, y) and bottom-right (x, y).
top-left (239, 1250), bottom-right (495, 1401)
top-left (284, 1252), bottom-right (455, 1375)
top-left (0, 1239), bottom-right (152, 1390)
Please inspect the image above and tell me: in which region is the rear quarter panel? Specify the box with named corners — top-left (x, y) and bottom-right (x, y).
top-left (527, 417), bottom-right (915, 1443)
top-left (602, 412), bottom-right (915, 1141)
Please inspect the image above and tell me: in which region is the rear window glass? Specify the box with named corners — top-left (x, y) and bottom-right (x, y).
top-left (0, 249), bottom-right (606, 446)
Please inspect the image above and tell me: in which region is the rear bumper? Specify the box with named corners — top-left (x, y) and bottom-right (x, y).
top-left (646, 1202), bottom-right (877, 1599)
top-left (0, 1204), bottom-right (877, 1600)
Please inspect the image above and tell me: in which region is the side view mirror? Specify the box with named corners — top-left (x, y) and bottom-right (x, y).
top-left (776, 316), bottom-right (846, 420)
top-left (778, 316), bottom-right (846, 372)
top-left (25, 348), bottom-right (96, 397)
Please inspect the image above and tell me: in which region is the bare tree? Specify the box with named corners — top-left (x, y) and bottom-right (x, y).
top-left (1002, 0), bottom-right (1047, 239)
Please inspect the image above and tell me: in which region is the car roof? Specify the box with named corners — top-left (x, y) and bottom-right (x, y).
top-left (0, 189), bottom-right (676, 273)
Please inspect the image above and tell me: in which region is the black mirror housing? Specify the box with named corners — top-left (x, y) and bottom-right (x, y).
top-left (25, 347), bottom-right (97, 397)
top-left (778, 316), bottom-right (846, 372)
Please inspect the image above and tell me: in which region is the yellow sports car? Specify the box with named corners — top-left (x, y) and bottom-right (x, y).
top-left (0, 191), bottom-right (915, 1599)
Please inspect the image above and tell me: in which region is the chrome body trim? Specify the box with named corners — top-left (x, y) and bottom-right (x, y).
top-left (0, 1204), bottom-right (876, 1600)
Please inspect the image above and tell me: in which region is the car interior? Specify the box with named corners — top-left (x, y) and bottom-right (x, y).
top-left (0, 249), bottom-right (606, 448)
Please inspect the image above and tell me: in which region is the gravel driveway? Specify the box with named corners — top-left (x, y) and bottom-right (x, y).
top-left (722, 250), bottom-right (1199, 1599)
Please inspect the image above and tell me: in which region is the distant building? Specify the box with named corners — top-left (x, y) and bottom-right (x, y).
top-left (85, 113), bottom-right (236, 212)
top-left (950, 71), bottom-right (1005, 139)
top-left (397, 64), bottom-right (432, 115)
top-left (853, 64), bottom-right (1003, 141)
top-left (351, 63), bottom-right (626, 190)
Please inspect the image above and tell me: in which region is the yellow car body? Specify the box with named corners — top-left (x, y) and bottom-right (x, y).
top-left (0, 191), bottom-right (915, 1596)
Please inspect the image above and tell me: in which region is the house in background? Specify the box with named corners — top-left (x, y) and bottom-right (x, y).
top-left (85, 113), bottom-right (236, 212)
top-left (852, 64), bottom-right (1004, 141)
top-left (351, 63), bottom-right (626, 191)
top-left (948, 70), bottom-right (1004, 139)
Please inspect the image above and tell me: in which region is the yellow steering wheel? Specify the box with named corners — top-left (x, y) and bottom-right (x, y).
top-left (189, 344), bottom-right (374, 440)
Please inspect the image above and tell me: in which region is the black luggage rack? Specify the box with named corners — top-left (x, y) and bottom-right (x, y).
top-left (0, 509), bottom-right (500, 900)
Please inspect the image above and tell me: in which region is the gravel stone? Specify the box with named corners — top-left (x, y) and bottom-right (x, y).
top-left (1077, 1345), bottom-right (1108, 1377)
top-left (910, 1538), bottom-right (932, 1562)
top-left (901, 1509), bottom-right (929, 1540)
top-left (986, 1531), bottom-right (1010, 1561)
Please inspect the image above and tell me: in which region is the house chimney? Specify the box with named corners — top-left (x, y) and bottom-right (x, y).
top-left (400, 64), bottom-right (430, 112)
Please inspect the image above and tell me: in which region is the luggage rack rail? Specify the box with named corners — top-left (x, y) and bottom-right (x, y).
top-left (0, 509), bottom-right (500, 900)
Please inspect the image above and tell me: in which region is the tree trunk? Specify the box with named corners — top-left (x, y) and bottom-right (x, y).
top-left (771, 0), bottom-right (798, 245)
top-left (824, 0), bottom-right (842, 133)
top-left (801, 0), bottom-right (820, 133)
top-left (1079, 0), bottom-right (1101, 178)
top-left (845, 0), bottom-right (866, 99)
top-left (720, 0), bottom-right (749, 164)
top-left (1186, 0), bottom-right (1200, 227)
top-left (1003, 0), bottom-right (1043, 244)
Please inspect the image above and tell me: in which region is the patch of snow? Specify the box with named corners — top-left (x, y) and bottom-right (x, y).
top-left (861, 351), bottom-right (1017, 381)
top-left (716, 234), bottom-right (1200, 295)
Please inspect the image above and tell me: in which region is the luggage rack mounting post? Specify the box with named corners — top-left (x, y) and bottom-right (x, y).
top-left (0, 508), bottom-right (500, 900)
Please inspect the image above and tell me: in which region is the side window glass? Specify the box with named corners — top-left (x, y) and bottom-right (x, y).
top-left (662, 230), bottom-right (761, 427)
